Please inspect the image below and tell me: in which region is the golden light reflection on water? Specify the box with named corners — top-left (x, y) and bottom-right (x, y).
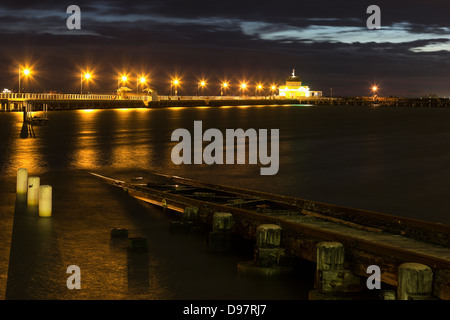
top-left (7, 113), bottom-right (47, 176)
top-left (72, 108), bottom-right (153, 170)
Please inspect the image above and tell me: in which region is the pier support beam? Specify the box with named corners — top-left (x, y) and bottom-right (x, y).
top-left (397, 263), bottom-right (433, 300)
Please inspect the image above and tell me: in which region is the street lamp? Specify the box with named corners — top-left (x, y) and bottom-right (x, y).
top-left (118, 75), bottom-right (128, 91)
top-left (172, 79), bottom-right (179, 96)
top-left (221, 82), bottom-right (228, 96)
top-left (240, 83), bottom-right (247, 97)
top-left (137, 76), bottom-right (146, 94)
top-left (18, 67), bottom-right (31, 93)
top-left (81, 72), bottom-right (91, 95)
top-left (371, 85), bottom-right (378, 100)
top-left (271, 85), bottom-right (276, 98)
top-left (256, 84), bottom-right (263, 96)
top-left (198, 80), bottom-right (206, 96)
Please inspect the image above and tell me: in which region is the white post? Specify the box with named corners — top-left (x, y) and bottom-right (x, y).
top-left (16, 168), bottom-right (28, 196)
top-left (27, 176), bottom-right (40, 206)
top-left (39, 185), bottom-right (52, 217)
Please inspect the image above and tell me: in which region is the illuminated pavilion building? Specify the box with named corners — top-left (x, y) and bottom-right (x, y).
top-left (278, 69), bottom-right (322, 98)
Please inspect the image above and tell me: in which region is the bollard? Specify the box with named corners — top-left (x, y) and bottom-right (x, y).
top-left (27, 176), bottom-right (40, 206)
top-left (316, 242), bottom-right (345, 271)
top-left (313, 242), bottom-right (364, 296)
top-left (182, 206), bottom-right (199, 222)
top-left (397, 263), bottom-right (433, 300)
top-left (38, 185), bottom-right (52, 217)
top-left (237, 224), bottom-right (292, 276)
top-left (212, 212), bottom-right (234, 232)
top-left (254, 224), bottom-right (283, 266)
top-left (16, 168), bottom-right (28, 196)
top-left (255, 224), bottom-right (282, 248)
top-left (128, 237), bottom-right (148, 252)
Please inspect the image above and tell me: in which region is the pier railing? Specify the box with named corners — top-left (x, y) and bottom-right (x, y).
top-left (0, 92), bottom-right (152, 101)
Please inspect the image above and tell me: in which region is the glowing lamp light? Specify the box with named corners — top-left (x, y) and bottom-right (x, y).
top-left (23, 69), bottom-right (30, 76)
top-left (258, 84), bottom-right (262, 90)
top-left (84, 73), bottom-right (91, 80)
top-left (121, 75), bottom-right (127, 82)
top-left (372, 86), bottom-right (378, 92)
top-left (173, 79), bottom-right (179, 85)
top-left (140, 77), bottom-right (146, 83)
top-left (200, 81), bottom-right (206, 86)
top-left (223, 82), bottom-right (228, 88)
top-left (271, 85), bottom-right (276, 90)
top-left (241, 83), bottom-right (247, 89)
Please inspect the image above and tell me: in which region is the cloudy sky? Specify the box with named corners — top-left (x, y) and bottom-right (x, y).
top-left (0, 0), bottom-right (449, 97)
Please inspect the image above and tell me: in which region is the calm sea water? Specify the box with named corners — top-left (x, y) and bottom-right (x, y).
top-left (1, 104), bottom-right (450, 299)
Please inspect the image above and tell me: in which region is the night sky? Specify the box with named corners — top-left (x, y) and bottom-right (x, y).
top-left (1, 0), bottom-right (449, 97)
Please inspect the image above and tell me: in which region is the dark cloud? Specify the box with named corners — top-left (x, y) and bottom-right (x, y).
top-left (0, 0), bottom-right (449, 97)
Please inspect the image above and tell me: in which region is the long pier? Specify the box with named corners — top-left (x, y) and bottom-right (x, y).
top-left (91, 172), bottom-right (450, 300)
top-left (2, 92), bottom-right (450, 112)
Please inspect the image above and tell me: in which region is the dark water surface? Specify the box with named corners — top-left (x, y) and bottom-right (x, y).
top-left (1, 104), bottom-right (450, 299)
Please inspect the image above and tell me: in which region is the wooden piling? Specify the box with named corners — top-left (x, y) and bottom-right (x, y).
top-left (311, 242), bottom-right (365, 299)
top-left (208, 212), bottom-right (234, 251)
top-left (255, 224), bottom-right (281, 248)
top-left (397, 263), bottom-right (433, 300)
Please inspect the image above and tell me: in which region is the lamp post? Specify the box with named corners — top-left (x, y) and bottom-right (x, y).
top-left (256, 84), bottom-right (262, 96)
top-left (221, 82), bottom-right (228, 96)
top-left (271, 85), bottom-right (276, 98)
top-left (372, 85), bottom-right (378, 101)
top-left (137, 76), bottom-right (146, 94)
top-left (240, 83), bottom-right (247, 97)
top-left (172, 79), bottom-right (179, 97)
top-left (18, 68), bottom-right (30, 94)
top-left (198, 81), bottom-right (206, 97)
top-left (118, 75), bottom-right (127, 91)
top-left (81, 72), bottom-right (91, 95)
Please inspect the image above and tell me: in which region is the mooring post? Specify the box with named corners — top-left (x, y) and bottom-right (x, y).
top-left (253, 224), bottom-right (285, 268)
top-left (38, 185), bottom-right (52, 217)
top-left (310, 241), bottom-right (364, 299)
top-left (27, 176), bottom-right (40, 207)
top-left (16, 168), bottom-right (28, 203)
top-left (208, 212), bottom-right (234, 251)
top-left (237, 223), bottom-right (292, 276)
top-left (182, 206), bottom-right (199, 222)
top-left (169, 206), bottom-right (200, 232)
top-left (316, 242), bottom-right (345, 272)
top-left (397, 263), bottom-right (433, 300)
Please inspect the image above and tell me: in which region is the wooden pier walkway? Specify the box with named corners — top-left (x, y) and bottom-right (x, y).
top-left (91, 172), bottom-right (450, 300)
